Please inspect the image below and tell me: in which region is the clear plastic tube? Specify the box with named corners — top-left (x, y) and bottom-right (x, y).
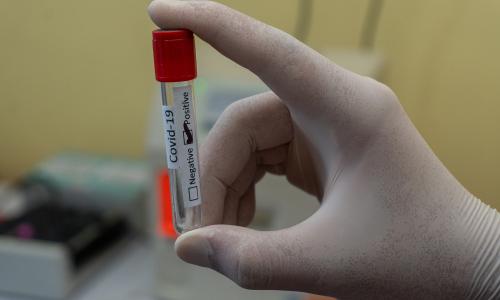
top-left (160, 80), bottom-right (202, 233)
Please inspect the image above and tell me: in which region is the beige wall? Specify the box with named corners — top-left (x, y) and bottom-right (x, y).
top-left (0, 0), bottom-right (155, 178)
top-left (0, 0), bottom-right (498, 207)
top-left (378, 0), bottom-right (500, 206)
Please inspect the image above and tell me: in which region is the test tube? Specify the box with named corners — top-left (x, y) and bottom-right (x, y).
top-left (152, 29), bottom-right (202, 233)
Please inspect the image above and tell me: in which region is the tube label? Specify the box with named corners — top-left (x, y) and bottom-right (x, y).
top-left (162, 105), bottom-right (180, 169)
top-left (173, 85), bottom-right (202, 208)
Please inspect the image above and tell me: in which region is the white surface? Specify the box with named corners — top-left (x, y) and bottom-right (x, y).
top-left (0, 238), bottom-right (70, 299)
top-left (0, 236), bottom-right (306, 300)
top-left (72, 240), bottom-right (154, 300)
top-left (0, 239), bottom-right (155, 300)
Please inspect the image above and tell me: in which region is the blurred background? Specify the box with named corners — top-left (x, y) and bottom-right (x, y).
top-left (0, 0), bottom-right (499, 300)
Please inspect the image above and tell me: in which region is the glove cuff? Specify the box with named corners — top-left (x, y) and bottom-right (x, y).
top-left (463, 195), bottom-right (500, 300)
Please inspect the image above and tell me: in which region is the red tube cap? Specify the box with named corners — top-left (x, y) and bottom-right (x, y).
top-left (152, 29), bottom-right (197, 82)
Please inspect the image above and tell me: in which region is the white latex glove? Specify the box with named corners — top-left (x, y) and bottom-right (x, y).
top-left (148, 1), bottom-right (500, 299)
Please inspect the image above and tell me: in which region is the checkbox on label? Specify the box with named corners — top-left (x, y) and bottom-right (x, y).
top-left (188, 186), bottom-right (199, 201)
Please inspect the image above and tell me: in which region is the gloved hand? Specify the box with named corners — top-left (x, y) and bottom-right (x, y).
top-left (148, 1), bottom-right (500, 299)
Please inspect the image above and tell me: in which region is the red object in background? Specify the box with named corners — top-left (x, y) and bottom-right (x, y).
top-left (157, 170), bottom-right (178, 239)
top-left (152, 29), bottom-right (197, 83)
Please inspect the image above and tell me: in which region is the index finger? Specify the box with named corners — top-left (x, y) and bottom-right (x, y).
top-left (147, 0), bottom-right (350, 106)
